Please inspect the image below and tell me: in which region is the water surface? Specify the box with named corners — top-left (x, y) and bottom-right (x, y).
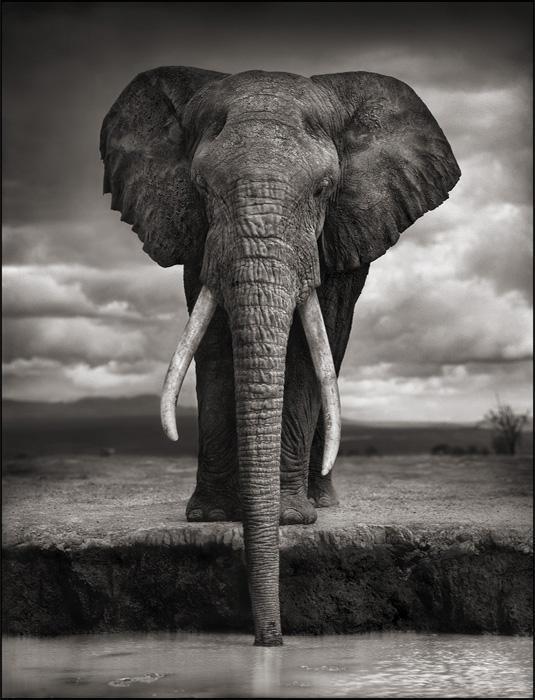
top-left (3, 632), bottom-right (532, 698)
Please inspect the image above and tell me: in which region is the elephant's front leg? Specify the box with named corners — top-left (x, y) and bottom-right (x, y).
top-left (279, 315), bottom-right (321, 525)
top-left (307, 264), bottom-right (370, 507)
top-left (184, 268), bottom-right (240, 522)
top-left (308, 413), bottom-right (339, 507)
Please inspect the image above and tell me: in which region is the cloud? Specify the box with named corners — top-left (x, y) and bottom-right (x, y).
top-left (458, 204), bottom-right (533, 303)
top-left (2, 216), bottom-right (151, 268)
top-left (3, 317), bottom-right (149, 365)
top-left (2, 264), bottom-right (185, 318)
top-left (1, 307), bottom-right (197, 368)
top-left (2, 357), bottom-right (196, 404)
top-left (1, 262), bottom-right (196, 402)
top-left (347, 241), bottom-right (532, 369)
top-left (3, 266), bottom-right (142, 319)
top-left (2, 2), bottom-right (532, 422)
top-left (391, 163), bottom-right (533, 302)
top-left (339, 359), bottom-right (532, 423)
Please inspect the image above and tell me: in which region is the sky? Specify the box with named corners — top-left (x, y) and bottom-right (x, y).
top-left (2, 2), bottom-right (533, 422)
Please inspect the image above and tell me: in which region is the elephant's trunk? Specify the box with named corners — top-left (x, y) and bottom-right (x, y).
top-left (226, 278), bottom-right (294, 646)
top-left (160, 218), bottom-right (341, 646)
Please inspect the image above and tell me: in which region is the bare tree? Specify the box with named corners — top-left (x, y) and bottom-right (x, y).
top-left (479, 400), bottom-right (530, 455)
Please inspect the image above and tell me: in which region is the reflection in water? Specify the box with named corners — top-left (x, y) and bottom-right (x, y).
top-left (2, 631), bottom-right (533, 698)
top-left (252, 647), bottom-right (282, 697)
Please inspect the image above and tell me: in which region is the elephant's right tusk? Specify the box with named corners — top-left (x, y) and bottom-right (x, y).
top-left (298, 290), bottom-right (341, 476)
top-left (161, 285), bottom-right (217, 441)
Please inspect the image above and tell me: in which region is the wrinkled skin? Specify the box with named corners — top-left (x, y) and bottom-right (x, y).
top-left (101, 68), bottom-right (460, 645)
top-left (183, 258), bottom-right (368, 523)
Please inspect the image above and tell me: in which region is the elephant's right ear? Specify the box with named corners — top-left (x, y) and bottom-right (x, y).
top-left (100, 66), bottom-right (228, 267)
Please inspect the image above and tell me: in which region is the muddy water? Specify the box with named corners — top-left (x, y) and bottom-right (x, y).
top-left (3, 632), bottom-right (532, 698)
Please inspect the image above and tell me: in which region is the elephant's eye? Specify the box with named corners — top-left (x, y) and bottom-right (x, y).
top-left (314, 177), bottom-right (333, 197)
top-left (193, 172), bottom-right (206, 191)
top-left (210, 113), bottom-right (227, 138)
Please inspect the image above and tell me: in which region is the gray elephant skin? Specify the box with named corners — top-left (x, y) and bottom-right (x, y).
top-left (100, 67), bottom-right (460, 646)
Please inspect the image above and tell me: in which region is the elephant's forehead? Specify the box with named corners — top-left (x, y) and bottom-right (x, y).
top-left (208, 70), bottom-right (322, 113)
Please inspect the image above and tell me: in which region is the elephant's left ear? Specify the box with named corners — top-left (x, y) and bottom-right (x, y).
top-left (311, 72), bottom-right (461, 270)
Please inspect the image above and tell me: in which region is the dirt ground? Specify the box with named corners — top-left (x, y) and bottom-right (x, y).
top-left (3, 453), bottom-right (532, 636)
top-left (3, 453), bottom-right (532, 548)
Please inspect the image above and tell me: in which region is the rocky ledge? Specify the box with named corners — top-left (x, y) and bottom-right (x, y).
top-left (2, 454), bottom-right (532, 636)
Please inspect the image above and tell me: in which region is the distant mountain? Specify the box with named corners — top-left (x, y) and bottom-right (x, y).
top-left (346, 419), bottom-right (473, 429)
top-left (3, 395), bottom-right (516, 427)
top-left (2, 395), bottom-right (195, 423)
top-left (2, 395), bottom-right (532, 459)
top-left (2, 395), bottom-right (198, 459)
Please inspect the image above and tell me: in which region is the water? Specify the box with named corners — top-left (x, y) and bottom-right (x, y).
top-left (3, 632), bottom-right (532, 698)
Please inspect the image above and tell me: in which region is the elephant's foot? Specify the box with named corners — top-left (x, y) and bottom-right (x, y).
top-left (186, 487), bottom-right (241, 522)
top-left (280, 491), bottom-right (317, 525)
top-left (308, 477), bottom-right (339, 508)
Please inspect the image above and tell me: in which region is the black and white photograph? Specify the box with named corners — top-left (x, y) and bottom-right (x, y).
top-left (2, 2), bottom-right (533, 697)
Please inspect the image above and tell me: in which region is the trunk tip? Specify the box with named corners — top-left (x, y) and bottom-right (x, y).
top-left (254, 636), bottom-right (283, 647)
top-left (253, 621), bottom-right (283, 646)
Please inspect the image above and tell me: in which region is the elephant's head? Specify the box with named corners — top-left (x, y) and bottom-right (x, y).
top-left (100, 67), bottom-right (460, 645)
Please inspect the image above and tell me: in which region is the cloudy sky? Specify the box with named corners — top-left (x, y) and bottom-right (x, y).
top-left (3, 2), bottom-right (532, 422)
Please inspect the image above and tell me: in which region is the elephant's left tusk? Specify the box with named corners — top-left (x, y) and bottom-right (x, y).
top-left (298, 290), bottom-right (341, 476)
top-left (161, 285), bottom-right (217, 441)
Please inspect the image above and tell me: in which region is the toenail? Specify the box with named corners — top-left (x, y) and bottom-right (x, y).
top-left (282, 509), bottom-right (303, 522)
top-left (208, 509), bottom-right (226, 520)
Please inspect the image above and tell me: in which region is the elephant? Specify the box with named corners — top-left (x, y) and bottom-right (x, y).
top-left (100, 66), bottom-right (460, 646)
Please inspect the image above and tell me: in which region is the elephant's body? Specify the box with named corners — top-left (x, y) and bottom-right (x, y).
top-left (184, 259), bottom-right (369, 524)
top-left (101, 67), bottom-right (460, 645)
